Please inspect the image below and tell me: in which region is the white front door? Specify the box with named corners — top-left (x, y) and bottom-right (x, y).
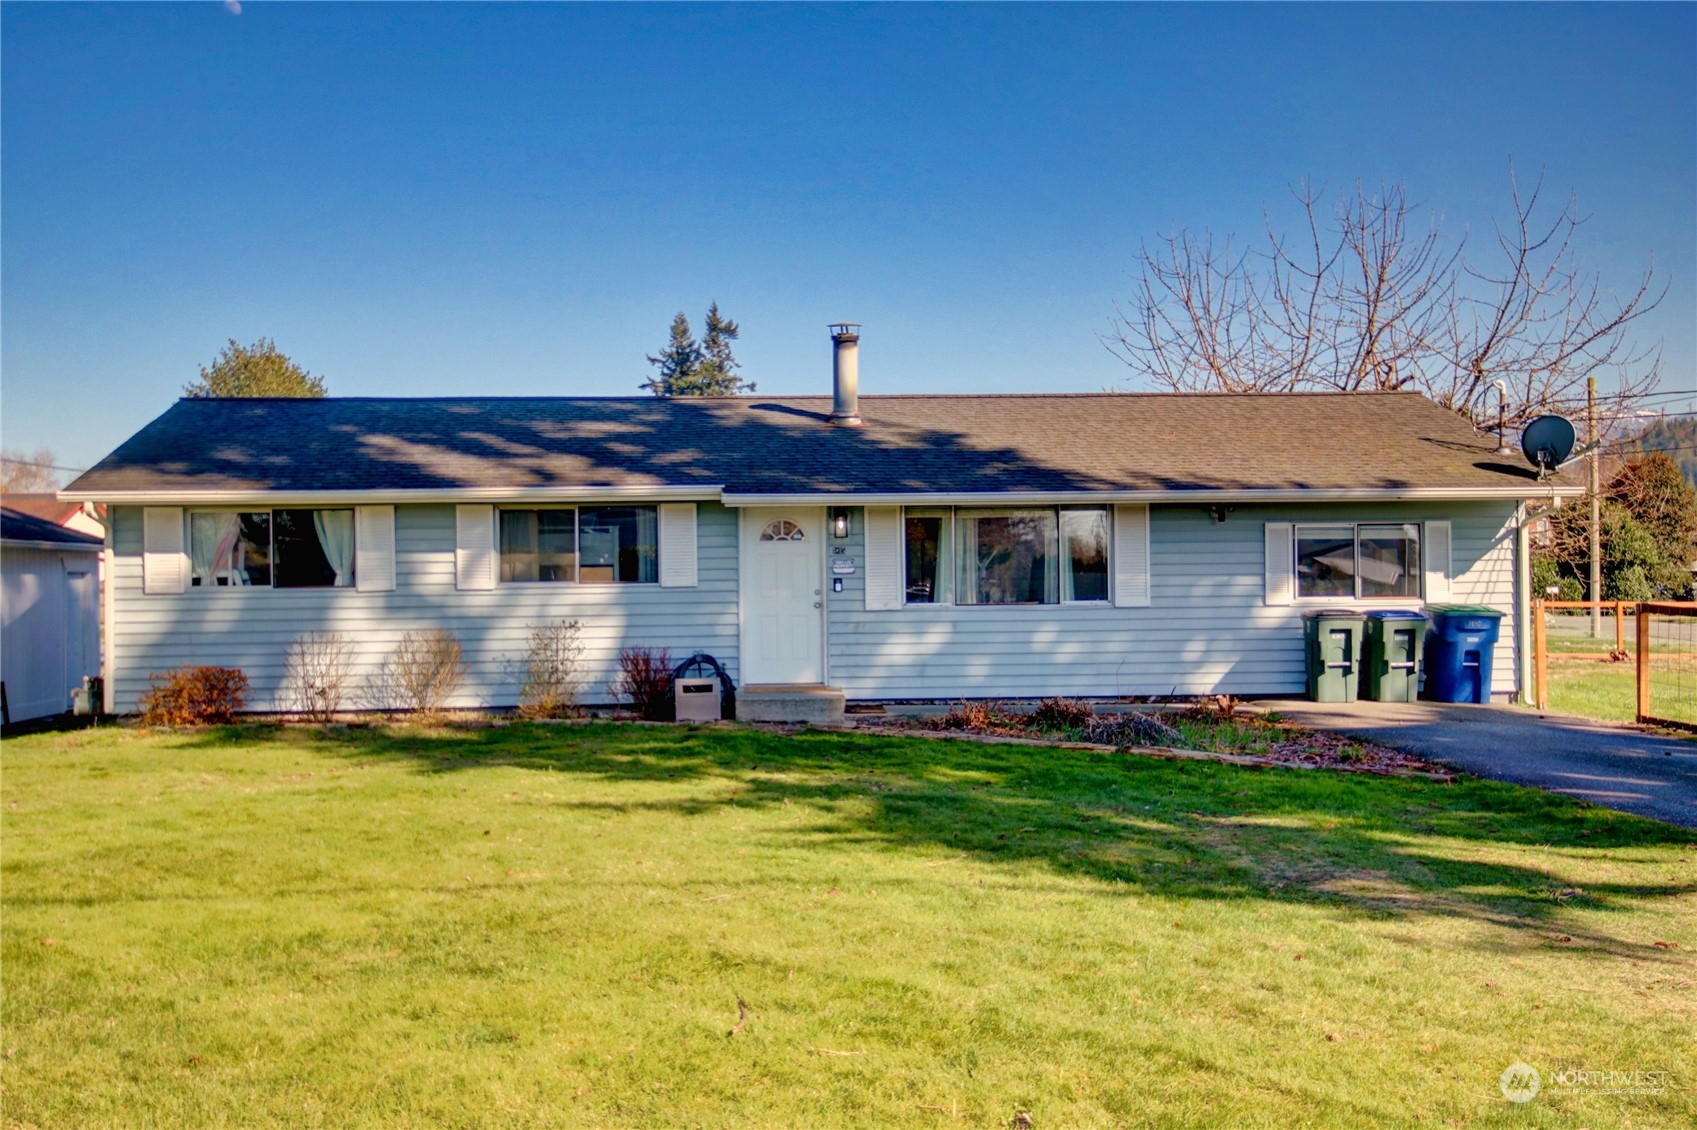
top-left (740, 508), bottom-right (825, 685)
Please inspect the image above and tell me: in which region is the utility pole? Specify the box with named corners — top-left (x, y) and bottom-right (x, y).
top-left (1589, 377), bottom-right (1602, 639)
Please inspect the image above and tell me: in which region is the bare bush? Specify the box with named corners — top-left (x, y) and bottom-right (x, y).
top-left (283, 631), bottom-right (354, 722)
top-left (383, 628), bottom-right (467, 718)
top-left (611, 646), bottom-right (672, 721)
top-left (518, 620), bottom-right (586, 720)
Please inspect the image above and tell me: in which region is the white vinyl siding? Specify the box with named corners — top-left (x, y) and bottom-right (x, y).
top-left (105, 502), bottom-right (741, 712)
top-left (829, 502), bottom-right (1520, 701)
top-left (657, 503), bottom-right (698, 588)
top-left (455, 504), bottom-right (496, 591)
top-left (142, 506), bottom-right (187, 595)
top-left (1112, 504), bottom-right (1150, 607)
top-left (355, 506), bottom-right (396, 593)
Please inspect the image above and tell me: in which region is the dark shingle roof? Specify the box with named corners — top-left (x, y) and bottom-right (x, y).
top-left (1, 506), bottom-right (102, 548)
top-left (63, 392), bottom-right (1559, 498)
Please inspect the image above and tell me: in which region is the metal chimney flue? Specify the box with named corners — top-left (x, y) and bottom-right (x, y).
top-left (828, 323), bottom-right (863, 427)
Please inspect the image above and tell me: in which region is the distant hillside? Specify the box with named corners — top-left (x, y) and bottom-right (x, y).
top-left (1623, 417), bottom-right (1697, 486)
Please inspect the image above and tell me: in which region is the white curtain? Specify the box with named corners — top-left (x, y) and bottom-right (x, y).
top-left (190, 512), bottom-right (239, 587)
top-left (314, 509), bottom-right (356, 587)
top-left (633, 506), bottom-right (658, 583)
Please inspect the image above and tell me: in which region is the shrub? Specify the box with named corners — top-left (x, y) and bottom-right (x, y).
top-left (138, 666), bottom-right (249, 726)
top-left (1082, 712), bottom-right (1181, 748)
top-left (518, 620), bottom-right (586, 720)
top-left (1029, 697), bottom-right (1094, 731)
top-left (384, 629), bottom-right (467, 718)
top-left (612, 647), bottom-right (673, 721)
top-left (1182, 694), bottom-right (1243, 722)
top-left (283, 631), bottom-right (354, 722)
top-left (927, 700), bottom-right (1027, 733)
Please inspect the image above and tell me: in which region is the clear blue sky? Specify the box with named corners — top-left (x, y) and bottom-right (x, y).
top-left (4, 2), bottom-right (1693, 476)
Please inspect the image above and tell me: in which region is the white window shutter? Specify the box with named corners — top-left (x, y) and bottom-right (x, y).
top-left (142, 507), bottom-right (187, 594)
top-left (1424, 520), bottom-right (1452, 602)
top-left (1112, 504), bottom-right (1151, 607)
top-left (864, 506), bottom-right (903, 611)
top-left (658, 503), bottom-right (698, 587)
top-left (1264, 522), bottom-right (1295, 606)
top-left (356, 505), bottom-right (396, 592)
top-left (455, 504), bottom-right (496, 591)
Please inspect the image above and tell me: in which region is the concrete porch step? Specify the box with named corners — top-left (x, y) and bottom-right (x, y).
top-left (736, 684), bottom-right (846, 725)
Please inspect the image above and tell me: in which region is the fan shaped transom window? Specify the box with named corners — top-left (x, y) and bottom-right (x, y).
top-left (760, 520), bottom-right (807, 542)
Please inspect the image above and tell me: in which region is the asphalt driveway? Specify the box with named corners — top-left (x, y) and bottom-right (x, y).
top-left (1260, 700), bottom-right (1697, 829)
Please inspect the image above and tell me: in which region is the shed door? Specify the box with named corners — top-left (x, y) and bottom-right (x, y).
top-left (65, 567), bottom-right (96, 686)
top-left (740, 508), bottom-right (825, 685)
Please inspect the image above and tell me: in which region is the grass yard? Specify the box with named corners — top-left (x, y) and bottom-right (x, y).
top-left (4, 723), bottom-right (1694, 1128)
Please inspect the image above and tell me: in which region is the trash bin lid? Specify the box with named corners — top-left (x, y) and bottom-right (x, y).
top-left (1366, 609), bottom-right (1429, 621)
top-left (1303, 608), bottom-right (1368, 620)
top-left (1424, 604), bottom-right (1504, 618)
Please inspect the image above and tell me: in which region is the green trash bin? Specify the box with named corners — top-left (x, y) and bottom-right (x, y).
top-left (1362, 610), bottom-right (1430, 702)
top-left (1303, 609), bottom-right (1367, 702)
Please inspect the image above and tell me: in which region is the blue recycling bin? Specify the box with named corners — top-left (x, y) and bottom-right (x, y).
top-left (1423, 605), bottom-right (1504, 703)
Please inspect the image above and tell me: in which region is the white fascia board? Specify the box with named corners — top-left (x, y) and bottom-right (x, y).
top-left (720, 485), bottom-right (1582, 507)
top-left (56, 484), bottom-right (726, 506)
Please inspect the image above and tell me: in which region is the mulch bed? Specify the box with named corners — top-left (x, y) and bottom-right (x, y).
top-left (852, 702), bottom-right (1454, 780)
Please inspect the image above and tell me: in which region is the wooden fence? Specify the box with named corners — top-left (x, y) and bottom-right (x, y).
top-left (1530, 598), bottom-right (1697, 730)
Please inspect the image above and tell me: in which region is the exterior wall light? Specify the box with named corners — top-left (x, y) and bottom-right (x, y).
top-left (832, 508), bottom-right (851, 538)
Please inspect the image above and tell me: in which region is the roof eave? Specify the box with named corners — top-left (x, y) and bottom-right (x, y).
top-left (56, 484), bottom-right (727, 506)
top-left (1, 538), bottom-right (103, 552)
top-left (720, 485), bottom-right (1580, 506)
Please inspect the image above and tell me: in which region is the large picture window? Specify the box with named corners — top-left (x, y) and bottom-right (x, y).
top-left (902, 506), bottom-right (1112, 606)
top-left (1296, 523), bottom-right (1421, 600)
top-left (188, 509), bottom-right (354, 588)
top-left (499, 506), bottom-right (658, 584)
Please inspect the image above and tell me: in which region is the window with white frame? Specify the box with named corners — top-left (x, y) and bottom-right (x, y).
top-left (187, 509), bottom-right (356, 588)
top-left (499, 506), bottom-right (658, 584)
top-left (1295, 523), bottom-right (1421, 600)
top-left (902, 506), bottom-right (1111, 606)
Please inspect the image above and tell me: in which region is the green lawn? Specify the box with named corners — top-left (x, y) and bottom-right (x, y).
top-left (4, 723), bottom-right (1693, 1128)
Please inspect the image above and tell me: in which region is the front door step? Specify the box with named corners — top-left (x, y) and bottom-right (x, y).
top-left (736, 685), bottom-right (846, 725)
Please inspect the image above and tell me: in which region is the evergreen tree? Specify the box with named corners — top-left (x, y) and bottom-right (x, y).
top-left (184, 338), bottom-right (327, 398)
top-left (642, 312), bottom-right (703, 396)
top-left (642, 304), bottom-right (753, 396)
top-left (695, 302), bottom-right (754, 395)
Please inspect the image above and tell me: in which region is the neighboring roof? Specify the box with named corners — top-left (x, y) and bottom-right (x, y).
top-left (1, 507), bottom-right (102, 550)
top-left (1, 493), bottom-right (86, 526)
top-left (62, 392), bottom-right (1572, 501)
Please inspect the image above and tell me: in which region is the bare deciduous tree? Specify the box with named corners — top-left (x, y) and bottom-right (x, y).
top-left (283, 631), bottom-right (354, 722)
top-left (1107, 172), bottom-right (1663, 427)
top-left (1, 447), bottom-right (60, 493)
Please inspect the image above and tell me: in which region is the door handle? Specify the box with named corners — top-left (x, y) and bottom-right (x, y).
top-left (814, 601), bottom-right (822, 609)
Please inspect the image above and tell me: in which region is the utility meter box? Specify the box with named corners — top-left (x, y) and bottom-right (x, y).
top-left (674, 677), bottom-right (723, 722)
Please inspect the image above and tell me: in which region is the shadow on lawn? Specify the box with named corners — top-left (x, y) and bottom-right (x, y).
top-left (181, 722), bottom-right (1693, 958)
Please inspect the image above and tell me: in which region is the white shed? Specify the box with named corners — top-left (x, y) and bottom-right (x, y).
top-left (2, 506), bottom-right (102, 723)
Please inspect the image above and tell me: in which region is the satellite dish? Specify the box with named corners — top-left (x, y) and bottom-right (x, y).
top-left (1521, 414), bottom-right (1577, 473)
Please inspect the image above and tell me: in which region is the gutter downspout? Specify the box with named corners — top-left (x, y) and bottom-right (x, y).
top-left (1515, 500), bottom-right (1532, 706)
